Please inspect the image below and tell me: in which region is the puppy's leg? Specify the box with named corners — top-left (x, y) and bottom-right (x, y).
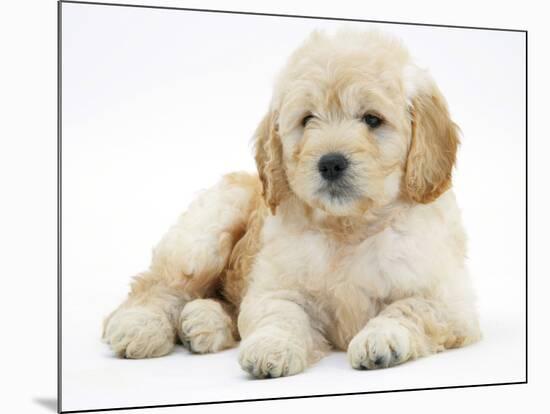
top-left (103, 172), bottom-right (261, 359)
top-left (150, 172), bottom-right (261, 289)
top-left (237, 291), bottom-right (329, 378)
top-left (177, 298), bottom-right (237, 354)
top-left (102, 271), bottom-right (186, 359)
top-left (347, 297), bottom-right (481, 369)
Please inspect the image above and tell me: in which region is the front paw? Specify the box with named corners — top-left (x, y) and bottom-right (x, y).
top-left (103, 307), bottom-right (175, 358)
top-left (238, 331), bottom-right (308, 378)
top-left (348, 318), bottom-right (411, 370)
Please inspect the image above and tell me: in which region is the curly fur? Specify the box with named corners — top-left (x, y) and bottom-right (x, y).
top-left (103, 30), bottom-right (480, 377)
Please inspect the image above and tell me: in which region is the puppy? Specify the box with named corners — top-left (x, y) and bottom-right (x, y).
top-left (103, 30), bottom-right (481, 377)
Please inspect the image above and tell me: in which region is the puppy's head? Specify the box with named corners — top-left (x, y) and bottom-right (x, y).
top-left (255, 30), bottom-right (459, 216)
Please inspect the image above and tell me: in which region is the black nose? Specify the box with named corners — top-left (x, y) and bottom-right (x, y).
top-left (318, 153), bottom-right (349, 181)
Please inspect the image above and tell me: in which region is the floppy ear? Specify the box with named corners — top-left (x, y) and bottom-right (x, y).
top-left (405, 81), bottom-right (460, 204)
top-left (254, 111), bottom-right (290, 214)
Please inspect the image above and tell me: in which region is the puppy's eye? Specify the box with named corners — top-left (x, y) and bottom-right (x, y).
top-left (362, 114), bottom-right (383, 129)
top-left (302, 114), bottom-right (315, 127)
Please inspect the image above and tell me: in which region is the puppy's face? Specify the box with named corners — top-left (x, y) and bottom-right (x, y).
top-left (256, 31), bottom-right (459, 217)
top-left (277, 52), bottom-right (411, 216)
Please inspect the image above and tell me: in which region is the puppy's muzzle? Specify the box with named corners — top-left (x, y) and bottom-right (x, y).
top-left (318, 152), bottom-right (349, 181)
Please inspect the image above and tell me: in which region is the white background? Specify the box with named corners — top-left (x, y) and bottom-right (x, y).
top-left (0, 1), bottom-right (545, 414)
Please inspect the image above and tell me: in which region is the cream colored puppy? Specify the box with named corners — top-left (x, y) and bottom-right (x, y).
top-left (103, 30), bottom-right (481, 377)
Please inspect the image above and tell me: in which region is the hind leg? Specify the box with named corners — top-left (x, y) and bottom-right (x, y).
top-left (103, 172), bottom-right (260, 358)
top-left (178, 298), bottom-right (238, 354)
top-left (101, 273), bottom-right (182, 359)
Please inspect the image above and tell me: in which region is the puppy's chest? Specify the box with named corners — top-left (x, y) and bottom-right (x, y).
top-left (261, 215), bottom-right (428, 301)
top-left (275, 231), bottom-right (390, 348)
top-left (269, 227), bottom-right (392, 297)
